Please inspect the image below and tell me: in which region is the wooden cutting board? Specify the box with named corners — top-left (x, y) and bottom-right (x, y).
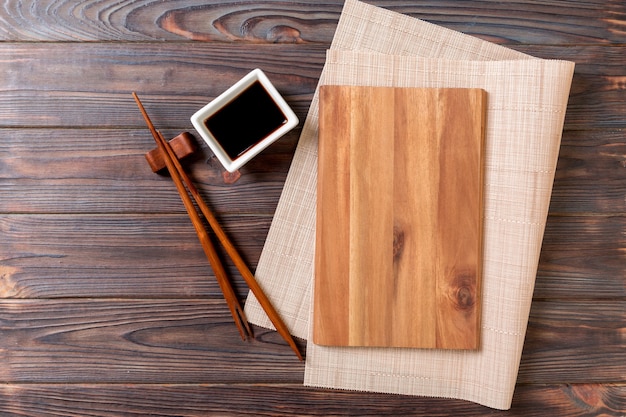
top-left (314, 85), bottom-right (486, 349)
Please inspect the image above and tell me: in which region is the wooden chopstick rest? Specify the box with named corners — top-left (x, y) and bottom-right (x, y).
top-left (145, 131), bottom-right (197, 173)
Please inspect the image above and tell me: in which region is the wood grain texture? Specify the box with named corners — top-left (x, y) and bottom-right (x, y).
top-left (315, 86), bottom-right (485, 349)
top-left (536, 215), bottom-right (626, 298)
top-left (1, 127), bottom-right (623, 216)
top-left (0, 213), bottom-right (270, 299)
top-left (0, 44), bottom-right (622, 130)
top-left (0, 299), bottom-right (305, 383)
top-left (0, 43), bottom-right (324, 128)
top-left (519, 300), bottom-right (626, 384)
top-left (1, 0), bottom-right (624, 45)
top-left (0, 128), bottom-right (299, 215)
top-left (2, 214), bottom-right (623, 300)
top-left (0, 0), bottom-right (623, 415)
top-left (0, 299), bottom-right (621, 384)
top-left (550, 129), bottom-right (626, 214)
top-left (0, 383), bottom-right (623, 416)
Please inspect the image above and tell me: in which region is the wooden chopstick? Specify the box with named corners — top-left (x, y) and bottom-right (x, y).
top-left (132, 93), bottom-right (303, 361)
top-left (132, 92), bottom-right (251, 341)
top-left (155, 130), bottom-right (304, 361)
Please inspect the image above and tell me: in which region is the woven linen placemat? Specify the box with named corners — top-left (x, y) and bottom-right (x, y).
top-left (244, 0), bottom-right (574, 409)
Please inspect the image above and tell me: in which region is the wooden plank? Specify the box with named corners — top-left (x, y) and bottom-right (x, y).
top-left (0, 299), bottom-right (622, 384)
top-left (0, 44), bottom-right (623, 130)
top-left (1, 128), bottom-right (623, 216)
top-left (551, 129), bottom-right (626, 214)
top-left (0, 383), bottom-right (623, 416)
top-left (0, 43), bottom-right (325, 128)
top-left (345, 86), bottom-right (396, 347)
top-left (2, 214), bottom-right (623, 300)
top-left (537, 215), bottom-right (626, 298)
top-left (0, 0), bottom-right (340, 43)
top-left (315, 86), bottom-right (485, 349)
top-left (0, 299), bottom-right (305, 384)
top-left (518, 300), bottom-right (626, 384)
top-left (0, 128), bottom-right (298, 215)
top-left (313, 85), bottom-right (351, 346)
top-left (1, 0), bottom-right (624, 45)
top-left (0, 214), bottom-right (270, 299)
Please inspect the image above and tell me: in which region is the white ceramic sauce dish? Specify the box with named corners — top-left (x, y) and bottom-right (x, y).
top-left (190, 68), bottom-right (299, 172)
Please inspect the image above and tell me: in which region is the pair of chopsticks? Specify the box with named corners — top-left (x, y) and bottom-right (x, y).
top-left (132, 92), bottom-right (303, 361)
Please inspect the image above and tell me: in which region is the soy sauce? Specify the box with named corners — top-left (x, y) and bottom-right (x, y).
top-left (204, 81), bottom-right (288, 160)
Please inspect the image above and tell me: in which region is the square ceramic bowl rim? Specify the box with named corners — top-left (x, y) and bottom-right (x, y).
top-left (190, 68), bottom-right (299, 172)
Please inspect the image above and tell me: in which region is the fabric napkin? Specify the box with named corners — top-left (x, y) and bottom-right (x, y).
top-left (244, 0), bottom-right (574, 409)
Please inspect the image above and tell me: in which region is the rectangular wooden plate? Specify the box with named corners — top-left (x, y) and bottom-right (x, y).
top-left (314, 85), bottom-right (486, 349)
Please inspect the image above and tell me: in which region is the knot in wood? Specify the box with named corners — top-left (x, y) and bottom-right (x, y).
top-left (266, 25), bottom-right (303, 43)
top-left (456, 286), bottom-right (474, 310)
top-left (392, 226), bottom-right (404, 260)
top-left (451, 272), bottom-right (476, 311)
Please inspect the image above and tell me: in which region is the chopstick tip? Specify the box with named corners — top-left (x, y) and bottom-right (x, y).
top-left (293, 345), bottom-right (304, 361)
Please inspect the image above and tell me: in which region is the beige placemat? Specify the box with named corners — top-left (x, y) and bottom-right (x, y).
top-left (244, 0), bottom-right (574, 409)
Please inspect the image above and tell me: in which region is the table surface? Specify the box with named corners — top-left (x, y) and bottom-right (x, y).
top-left (0, 1), bottom-right (624, 415)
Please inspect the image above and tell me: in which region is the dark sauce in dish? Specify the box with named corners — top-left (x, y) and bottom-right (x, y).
top-left (204, 81), bottom-right (288, 159)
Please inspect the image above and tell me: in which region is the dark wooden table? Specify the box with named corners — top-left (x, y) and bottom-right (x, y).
top-left (1, 1), bottom-right (624, 415)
